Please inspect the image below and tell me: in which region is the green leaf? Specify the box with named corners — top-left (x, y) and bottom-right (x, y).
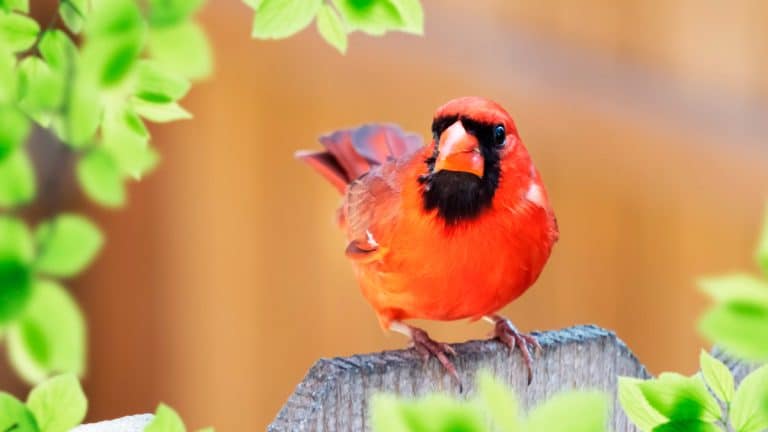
top-left (34, 214), bottom-right (103, 278)
top-left (388, 0), bottom-right (423, 34)
top-left (132, 99), bottom-right (191, 122)
top-left (0, 148), bottom-right (36, 208)
top-left (17, 56), bottom-right (65, 117)
top-left (39, 30), bottom-right (78, 73)
top-left (62, 81), bottom-right (102, 148)
top-left (0, 11), bottom-right (39, 52)
top-left (148, 21), bottom-right (212, 80)
top-left (369, 394), bottom-right (414, 432)
top-left (135, 60), bottom-right (191, 103)
top-left (145, 404), bottom-right (186, 432)
top-left (652, 420), bottom-right (721, 432)
top-left (59, 0), bottom-right (87, 34)
top-left (243, 0), bottom-right (262, 9)
top-left (699, 275), bottom-right (768, 305)
top-left (0, 45), bottom-right (17, 104)
top-left (730, 364), bottom-right (768, 432)
top-left (251, 0), bottom-right (322, 39)
top-left (699, 350), bottom-right (735, 404)
top-left (0, 0), bottom-right (29, 13)
top-left (102, 107), bottom-right (157, 179)
top-left (0, 216), bottom-right (33, 324)
top-left (316, 4), bottom-right (347, 54)
top-left (0, 106), bottom-right (30, 160)
top-left (149, 0), bottom-right (205, 28)
top-left (6, 280), bottom-right (86, 384)
top-left (0, 392), bottom-right (38, 432)
top-left (525, 390), bottom-right (608, 432)
top-left (76, 148), bottom-right (125, 207)
top-left (757, 204), bottom-right (768, 276)
top-left (699, 301), bottom-right (768, 361)
top-left (618, 376), bottom-right (668, 431)
top-left (82, 0), bottom-right (146, 87)
top-left (638, 373), bottom-right (721, 422)
top-left (476, 370), bottom-right (519, 431)
top-left (27, 374), bottom-right (87, 432)
top-left (332, 0), bottom-right (403, 36)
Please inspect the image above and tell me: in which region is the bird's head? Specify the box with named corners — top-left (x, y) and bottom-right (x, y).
top-left (420, 97), bottom-right (520, 224)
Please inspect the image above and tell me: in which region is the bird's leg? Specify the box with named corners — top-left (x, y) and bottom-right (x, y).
top-left (483, 315), bottom-right (542, 385)
top-left (389, 321), bottom-right (461, 386)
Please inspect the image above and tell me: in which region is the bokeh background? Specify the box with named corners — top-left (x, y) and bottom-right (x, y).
top-left (3, 0), bottom-right (768, 429)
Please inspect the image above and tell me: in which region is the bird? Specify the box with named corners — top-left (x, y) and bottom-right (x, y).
top-left (296, 97), bottom-right (559, 385)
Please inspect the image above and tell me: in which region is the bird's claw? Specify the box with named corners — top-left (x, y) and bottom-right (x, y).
top-left (492, 318), bottom-right (541, 385)
top-left (409, 327), bottom-right (462, 390)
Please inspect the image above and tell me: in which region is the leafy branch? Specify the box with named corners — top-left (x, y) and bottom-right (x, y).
top-left (246, 0), bottom-right (424, 54)
top-left (619, 206), bottom-right (768, 432)
top-left (0, 0), bottom-right (212, 384)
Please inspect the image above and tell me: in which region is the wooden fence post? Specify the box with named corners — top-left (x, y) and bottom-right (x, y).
top-left (268, 325), bottom-right (650, 431)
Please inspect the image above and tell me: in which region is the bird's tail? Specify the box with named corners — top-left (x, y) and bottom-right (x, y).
top-left (295, 124), bottom-right (423, 194)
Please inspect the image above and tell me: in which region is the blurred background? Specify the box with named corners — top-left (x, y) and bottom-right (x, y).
top-left (3, 0), bottom-right (768, 429)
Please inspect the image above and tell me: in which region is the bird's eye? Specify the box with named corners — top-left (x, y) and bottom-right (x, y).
top-left (493, 125), bottom-right (506, 146)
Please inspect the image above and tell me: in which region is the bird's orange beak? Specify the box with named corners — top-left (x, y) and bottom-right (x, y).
top-left (434, 121), bottom-right (484, 178)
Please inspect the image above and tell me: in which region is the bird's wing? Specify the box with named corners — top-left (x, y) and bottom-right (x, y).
top-left (342, 159), bottom-right (409, 263)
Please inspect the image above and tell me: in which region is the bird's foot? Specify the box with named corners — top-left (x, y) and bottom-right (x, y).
top-left (487, 315), bottom-right (541, 385)
top-left (390, 321), bottom-right (461, 388)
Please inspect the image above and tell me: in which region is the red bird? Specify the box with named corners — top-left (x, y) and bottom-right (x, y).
top-left (297, 97), bottom-right (558, 384)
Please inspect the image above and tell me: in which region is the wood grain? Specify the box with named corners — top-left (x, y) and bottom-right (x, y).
top-left (268, 325), bottom-right (650, 432)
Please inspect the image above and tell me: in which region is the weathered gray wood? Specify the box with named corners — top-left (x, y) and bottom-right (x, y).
top-left (269, 325), bottom-right (650, 432)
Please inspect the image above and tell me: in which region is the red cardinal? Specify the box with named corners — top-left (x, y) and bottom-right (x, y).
top-left (297, 97), bottom-right (558, 384)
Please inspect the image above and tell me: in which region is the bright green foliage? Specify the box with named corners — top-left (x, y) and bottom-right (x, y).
top-left (7, 280), bottom-right (85, 383)
top-left (698, 274), bottom-right (768, 361)
top-left (730, 364), bottom-right (768, 432)
top-left (38, 30), bottom-right (77, 73)
top-left (0, 393), bottom-right (37, 432)
top-left (147, 21), bottom-right (212, 80)
top-left (699, 350), bottom-right (734, 404)
top-left (135, 60), bottom-right (191, 103)
top-left (0, 10), bottom-right (39, 52)
top-left (697, 207), bottom-right (768, 361)
top-left (619, 354), bottom-right (768, 432)
top-left (26, 374), bottom-right (87, 432)
top-left (76, 148), bottom-right (125, 207)
top-left (145, 403), bottom-right (215, 432)
top-left (0, 148), bottom-right (35, 207)
top-left (247, 0), bottom-right (424, 53)
top-left (82, 0), bottom-right (146, 87)
top-left (0, 0), bottom-right (29, 13)
top-left (0, 216), bottom-right (33, 324)
top-left (525, 391), bottom-right (608, 432)
top-left (251, 0), bottom-right (322, 39)
top-left (146, 405), bottom-right (186, 432)
top-left (371, 371), bottom-right (608, 432)
top-left (316, 4), bottom-right (347, 54)
top-left (638, 372), bottom-right (721, 422)
top-left (59, 0), bottom-right (88, 34)
top-left (0, 0), bottom-right (211, 384)
top-left (34, 214), bottom-right (104, 278)
top-left (148, 0), bottom-right (205, 28)
top-left (476, 370), bottom-right (519, 431)
top-left (132, 99), bottom-right (192, 123)
top-left (17, 57), bottom-right (65, 123)
top-left (618, 377), bottom-right (668, 431)
top-left (0, 106), bottom-right (30, 160)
